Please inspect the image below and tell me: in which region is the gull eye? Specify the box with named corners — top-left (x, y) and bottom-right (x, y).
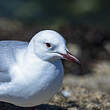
top-left (45, 43), bottom-right (51, 48)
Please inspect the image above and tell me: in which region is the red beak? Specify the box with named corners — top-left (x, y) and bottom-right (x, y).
top-left (61, 50), bottom-right (80, 65)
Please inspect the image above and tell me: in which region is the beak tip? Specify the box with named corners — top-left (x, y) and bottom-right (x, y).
top-left (62, 50), bottom-right (80, 65)
top-left (77, 60), bottom-right (81, 65)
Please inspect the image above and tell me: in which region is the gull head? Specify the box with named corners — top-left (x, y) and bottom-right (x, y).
top-left (29, 30), bottom-right (80, 64)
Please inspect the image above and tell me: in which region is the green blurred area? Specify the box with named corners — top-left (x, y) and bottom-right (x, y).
top-left (0, 0), bottom-right (110, 28)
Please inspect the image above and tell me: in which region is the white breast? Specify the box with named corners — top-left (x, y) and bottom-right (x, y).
top-left (7, 54), bottom-right (64, 107)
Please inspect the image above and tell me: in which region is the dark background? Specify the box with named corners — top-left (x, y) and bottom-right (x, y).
top-left (0, 0), bottom-right (110, 27)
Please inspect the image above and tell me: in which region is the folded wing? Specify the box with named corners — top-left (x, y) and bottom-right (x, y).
top-left (0, 40), bottom-right (28, 82)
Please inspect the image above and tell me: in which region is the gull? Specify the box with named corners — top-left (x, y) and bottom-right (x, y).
top-left (0, 30), bottom-right (80, 110)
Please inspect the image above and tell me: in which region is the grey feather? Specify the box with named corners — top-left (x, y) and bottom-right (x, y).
top-left (0, 40), bottom-right (28, 82)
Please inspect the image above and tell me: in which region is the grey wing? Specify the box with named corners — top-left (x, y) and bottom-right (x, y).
top-left (0, 40), bottom-right (28, 82)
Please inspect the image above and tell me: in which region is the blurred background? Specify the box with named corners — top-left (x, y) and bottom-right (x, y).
top-left (0, 0), bottom-right (110, 110)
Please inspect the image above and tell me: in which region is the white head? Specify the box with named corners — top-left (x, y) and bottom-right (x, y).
top-left (29, 30), bottom-right (80, 64)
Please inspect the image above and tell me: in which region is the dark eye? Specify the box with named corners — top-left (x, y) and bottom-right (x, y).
top-left (45, 43), bottom-right (51, 48)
